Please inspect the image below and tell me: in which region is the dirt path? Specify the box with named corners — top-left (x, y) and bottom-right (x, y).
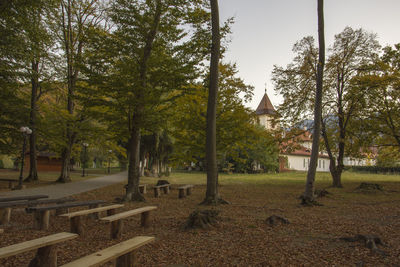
top-left (0, 172), bottom-right (127, 199)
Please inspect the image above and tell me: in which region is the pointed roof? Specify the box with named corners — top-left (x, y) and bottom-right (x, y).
top-left (256, 93), bottom-right (276, 115)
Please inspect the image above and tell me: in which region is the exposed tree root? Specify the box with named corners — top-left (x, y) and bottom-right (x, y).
top-left (185, 209), bottom-right (220, 230)
top-left (265, 215), bottom-right (290, 226)
top-left (200, 197), bottom-right (230, 206)
top-left (340, 234), bottom-right (386, 256)
top-left (355, 182), bottom-right (384, 193)
top-left (122, 192), bottom-right (146, 202)
top-left (314, 189), bottom-right (330, 198)
top-left (300, 195), bottom-right (323, 206)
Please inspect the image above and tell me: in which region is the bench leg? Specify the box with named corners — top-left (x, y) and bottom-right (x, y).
top-left (33, 210), bottom-right (50, 230)
top-left (0, 208), bottom-right (11, 225)
top-left (88, 204), bottom-right (100, 219)
top-left (178, 189), bottom-right (185, 199)
top-left (186, 187), bottom-right (192, 196)
top-left (142, 185), bottom-right (147, 194)
top-left (116, 251), bottom-right (136, 267)
top-left (111, 220), bottom-right (123, 239)
top-left (154, 187), bottom-right (160, 198)
top-left (70, 216), bottom-right (83, 235)
top-left (141, 211), bottom-right (151, 228)
top-left (28, 244), bottom-right (57, 267)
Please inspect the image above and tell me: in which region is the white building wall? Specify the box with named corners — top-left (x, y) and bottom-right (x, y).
top-left (286, 155), bottom-right (330, 172)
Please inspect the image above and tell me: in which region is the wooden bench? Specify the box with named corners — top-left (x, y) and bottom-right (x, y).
top-left (26, 200), bottom-right (106, 230)
top-left (0, 197), bottom-right (74, 225)
top-left (60, 236), bottom-right (154, 267)
top-left (153, 184), bottom-right (170, 197)
top-left (101, 206), bottom-right (157, 239)
top-left (0, 194), bottom-right (48, 202)
top-left (59, 204), bottom-right (124, 235)
top-left (0, 178), bottom-right (19, 189)
top-left (178, 185), bottom-right (194, 198)
top-left (0, 232), bottom-right (78, 267)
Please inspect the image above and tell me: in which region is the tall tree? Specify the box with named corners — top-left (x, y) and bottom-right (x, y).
top-left (202, 0), bottom-right (226, 204)
top-left (272, 27), bottom-right (380, 188)
top-left (56, 0), bottom-right (103, 182)
top-left (303, 0), bottom-right (325, 204)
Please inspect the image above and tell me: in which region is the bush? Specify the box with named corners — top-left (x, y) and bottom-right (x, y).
top-left (350, 166), bottom-right (400, 174)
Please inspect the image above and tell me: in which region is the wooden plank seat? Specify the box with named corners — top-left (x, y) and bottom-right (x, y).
top-left (26, 200), bottom-right (106, 230)
top-left (60, 236), bottom-right (155, 267)
top-left (59, 204), bottom-right (124, 235)
top-left (0, 178), bottom-right (19, 189)
top-left (0, 195), bottom-right (48, 202)
top-left (153, 184), bottom-right (170, 198)
top-left (0, 197), bottom-right (74, 225)
top-left (0, 232), bottom-right (78, 267)
top-left (123, 184), bottom-right (147, 194)
top-left (178, 185), bottom-right (194, 199)
top-left (101, 206), bottom-right (157, 239)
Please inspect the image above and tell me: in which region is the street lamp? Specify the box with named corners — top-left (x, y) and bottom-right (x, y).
top-left (17, 126), bottom-right (32, 189)
top-left (82, 143), bottom-right (89, 177)
top-left (107, 150), bottom-right (112, 174)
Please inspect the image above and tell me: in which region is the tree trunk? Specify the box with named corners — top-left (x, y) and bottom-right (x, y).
top-left (26, 60), bottom-right (39, 182)
top-left (303, 0), bottom-right (325, 204)
top-left (57, 0), bottom-right (78, 183)
top-left (124, 0), bottom-right (162, 201)
top-left (202, 0), bottom-right (224, 205)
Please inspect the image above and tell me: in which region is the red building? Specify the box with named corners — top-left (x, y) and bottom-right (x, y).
top-left (24, 152), bottom-right (63, 172)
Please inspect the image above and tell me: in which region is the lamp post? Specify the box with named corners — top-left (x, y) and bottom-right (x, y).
top-left (82, 143), bottom-right (88, 177)
top-left (107, 150), bottom-right (112, 174)
top-left (17, 126), bottom-right (32, 189)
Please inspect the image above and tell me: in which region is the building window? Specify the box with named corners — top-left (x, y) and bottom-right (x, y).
top-left (323, 160), bottom-right (325, 169)
top-left (318, 160), bottom-right (321, 168)
top-left (303, 158), bottom-right (306, 168)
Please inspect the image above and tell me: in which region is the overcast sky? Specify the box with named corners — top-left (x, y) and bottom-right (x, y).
top-left (218, 0), bottom-right (400, 110)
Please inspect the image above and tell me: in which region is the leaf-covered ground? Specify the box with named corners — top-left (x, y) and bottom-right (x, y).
top-left (1, 171), bottom-right (400, 266)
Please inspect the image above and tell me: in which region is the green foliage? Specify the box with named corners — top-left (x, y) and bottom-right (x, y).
top-left (171, 63), bottom-right (278, 172)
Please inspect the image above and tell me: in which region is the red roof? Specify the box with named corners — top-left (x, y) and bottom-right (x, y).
top-left (256, 93), bottom-right (276, 115)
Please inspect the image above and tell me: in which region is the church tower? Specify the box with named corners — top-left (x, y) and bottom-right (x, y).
top-left (256, 88), bottom-right (277, 130)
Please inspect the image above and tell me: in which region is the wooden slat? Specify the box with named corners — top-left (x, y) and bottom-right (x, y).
top-left (0, 197), bottom-right (75, 209)
top-left (178, 185), bottom-right (193, 189)
top-left (100, 206), bottom-right (157, 222)
top-left (0, 195), bottom-right (48, 203)
top-left (61, 236), bottom-right (155, 267)
top-left (154, 184), bottom-right (169, 188)
top-left (26, 200), bottom-right (106, 212)
top-left (0, 232), bottom-right (78, 259)
top-left (59, 204), bottom-right (124, 218)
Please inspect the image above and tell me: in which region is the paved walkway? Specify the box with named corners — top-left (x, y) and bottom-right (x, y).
top-left (0, 172), bottom-right (127, 199)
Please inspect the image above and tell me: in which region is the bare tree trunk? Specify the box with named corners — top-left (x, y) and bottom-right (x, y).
top-left (26, 60), bottom-right (39, 182)
top-left (125, 0), bottom-right (162, 202)
top-left (57, 0), bottom-right (75, 183)
top-left (303, 0), bottom-right (325, 204)
top-left (202, 0), bottom-right (227, 205)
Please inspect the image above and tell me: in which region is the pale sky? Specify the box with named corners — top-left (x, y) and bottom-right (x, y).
top-left (219, 0), bottom-right (400, 110)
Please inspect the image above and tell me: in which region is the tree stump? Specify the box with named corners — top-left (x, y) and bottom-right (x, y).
top-left (154, 187), bottom-right (161, 198)
top-left (116, 251), bottom-right (136, 267)
top-left (186, 187), bottom-right (192, 195)
top-left (70, 216), bottom-right (83, 235)
top-left (34, 210), bottom-right (50, 230)
top-left (111, 220), bottom-right (123, 239)
top-left (162, 186), bottom-right (170, 194)
top-left (185, 210), bottom-right (219, 229)
top-left (265, 215), bottom-right (290, 226)
top-left (0, 207), bottom-right (11, 225)
top-left (178, 188), bottom-right (185, 199)
top-left (28, 245), bottom-right (57, 267)
top-left (141, 211), bottom-right (151, 228)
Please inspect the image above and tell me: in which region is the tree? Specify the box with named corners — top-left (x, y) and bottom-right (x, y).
top-left (82, 0), bottom-right (211, 201)
top-left (56, 0), bottom-right (103, 183)
top-left (303, 0), bottom-right (325, 204)
top-left (356, 44), bottom-right (400, 150)
top-left (273, 27), bottom-right (380, 188)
